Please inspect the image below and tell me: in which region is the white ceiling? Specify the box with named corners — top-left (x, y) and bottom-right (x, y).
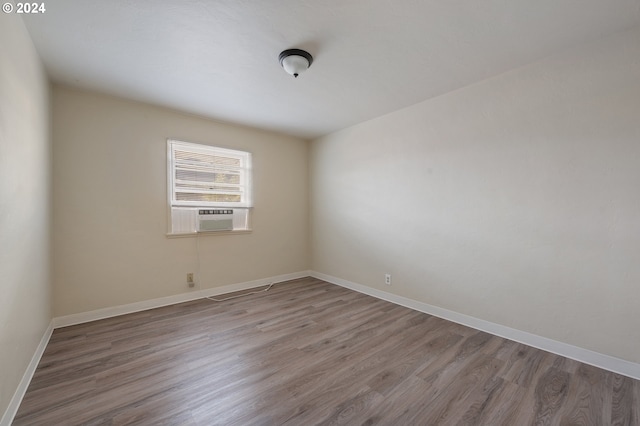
top-left (23, 0), bottom-right (640, 139)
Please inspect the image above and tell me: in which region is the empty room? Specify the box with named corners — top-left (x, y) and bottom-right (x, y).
top-left (1, 0), bottom-right (639, 424)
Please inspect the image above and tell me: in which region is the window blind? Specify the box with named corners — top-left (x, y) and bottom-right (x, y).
top-left (168, 140), bottom-right (252, 208)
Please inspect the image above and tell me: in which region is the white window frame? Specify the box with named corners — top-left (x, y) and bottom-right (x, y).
top-left (167, 139), bottom-right (253, 235)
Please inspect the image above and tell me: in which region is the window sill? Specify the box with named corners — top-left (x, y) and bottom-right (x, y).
top-left (166, 229), bottom-right (253, 238)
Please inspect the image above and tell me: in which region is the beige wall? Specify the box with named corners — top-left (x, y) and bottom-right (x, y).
top-left (0, 14), bottom-right (51, 418)
top-left (52, 86), bottom-right (309, 316)
top-left (310, 27), bottom-right (640, 363)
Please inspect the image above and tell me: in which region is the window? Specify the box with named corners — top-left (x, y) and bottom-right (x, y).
top-left (167, 139), bottom-right (252, 234)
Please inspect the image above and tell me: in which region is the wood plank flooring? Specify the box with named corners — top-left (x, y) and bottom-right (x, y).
top-left (14, 277), bottom-right (640, 425)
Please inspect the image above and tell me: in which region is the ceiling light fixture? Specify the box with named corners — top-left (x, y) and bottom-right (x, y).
top-left (279, 49), bottom-right (313, 78)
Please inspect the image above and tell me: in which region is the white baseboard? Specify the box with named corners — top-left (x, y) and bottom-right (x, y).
top-left (0, 321), bottom-right (54, 426)
top-left (53, 271), bottom-right (311, 328)
top-left (310, 271), bottom-right (640, 380)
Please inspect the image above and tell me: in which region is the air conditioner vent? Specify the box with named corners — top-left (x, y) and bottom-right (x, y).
top-left (197, 209), bottom-right (233, 232)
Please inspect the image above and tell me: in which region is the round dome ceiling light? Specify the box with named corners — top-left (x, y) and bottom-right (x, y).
top-left (279, 49), bottom-right (313, 78)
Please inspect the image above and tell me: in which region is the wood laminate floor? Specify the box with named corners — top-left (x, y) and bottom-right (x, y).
top-left (14, 277), bottom-right (640, 425)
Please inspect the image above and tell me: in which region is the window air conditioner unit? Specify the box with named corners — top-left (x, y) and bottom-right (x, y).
top-left (197, 209), bottom-right (233, 232)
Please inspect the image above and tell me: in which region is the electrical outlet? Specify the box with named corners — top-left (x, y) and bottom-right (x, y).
top-left (187, 273), bottom-right (195, 288)
top-left (385, 273), bottom-right (391, 286)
